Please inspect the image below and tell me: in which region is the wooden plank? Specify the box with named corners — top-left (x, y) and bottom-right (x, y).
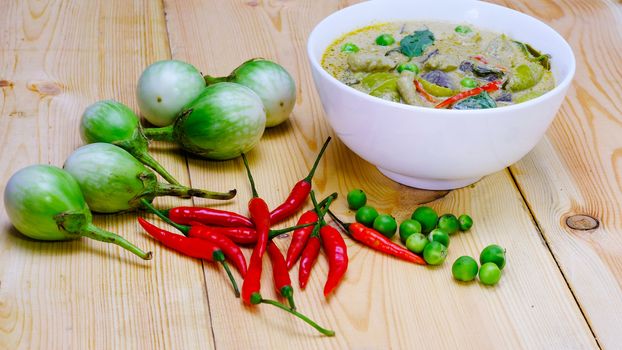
top-left (494, 0), bottom-right (622, 347)
top-left (162, 0), bottom-right (598, 348)
top-left (0, 1), bottom-right (215, 349)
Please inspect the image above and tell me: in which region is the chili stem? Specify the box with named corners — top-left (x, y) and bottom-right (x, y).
top-left (326, 210), bottom-right (351, 235)
top-left (317, 192), bottom-right (338, 209)
top-left (267, 192), bottom-right (336, 239)
top-left (213, 250), bottom-right (241, 297)
top-left (308, 191), bottom-right (333, 238)
top-left (310, 191), bottom-right (320, 215)
top-left (241, 153), bottom-right (259, 198)
top-left (311, 191), bottom-right (334, 219)
top-left (285, 294), bottom-right (296, 311)
top-left (140, 199), bottom-right (191, 235)
top-left (260, 298), bottom-right (335, 336)
top-left (309, 191), bottom-right (325, 228)
top-left (304, 137), bottom-right (332, 183)
top-left (219, 260), bottom-right (241, 298)
top-left (268, 222), bottom-right (315, 239)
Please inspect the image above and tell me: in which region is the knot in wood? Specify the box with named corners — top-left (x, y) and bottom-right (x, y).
top-left (0, 80), bottom-right (13, 87)
top-left (565, 214), bottom-right (599, 231)
top-left (27, 80), bottom-right (63, 96)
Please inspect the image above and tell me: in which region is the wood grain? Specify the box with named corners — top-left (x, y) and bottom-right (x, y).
top-left (1, 0), bottom-right (619, 348)
top-left (494, 0), bottom-right (622, 347)
top-left (0, 1), bottom-right (215, 349)
top-left (162, 0), bottom-right (597, 348)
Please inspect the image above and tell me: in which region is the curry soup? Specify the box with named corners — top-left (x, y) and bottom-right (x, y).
top-left (322, 21), bottom-right (554, 109)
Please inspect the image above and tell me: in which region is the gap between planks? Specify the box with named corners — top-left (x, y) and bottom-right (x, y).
top-left (156, 0), bottom-right (221, 346)
top-left (507, 167), bottom-right (602, 349)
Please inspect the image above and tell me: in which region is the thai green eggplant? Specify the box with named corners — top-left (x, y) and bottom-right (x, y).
top-left (63, 143), bottom-right (235, 213)
top-left (80, 99), bottom-right (181, 185)
top-left (206, 59), bottom-right (296, 127)
top-left (137, 60), bottom-right (206, 127)
top-left (3, 165), bottom-right (152, 259)
top-left (143, 82), bottom-right (266, 160)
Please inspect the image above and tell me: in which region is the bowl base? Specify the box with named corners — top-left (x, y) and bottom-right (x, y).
top-left (377, 167), bottom-right (481, 190)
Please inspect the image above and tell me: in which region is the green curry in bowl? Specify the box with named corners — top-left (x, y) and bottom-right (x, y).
top-left (321, 21), bottom-right (554, 109)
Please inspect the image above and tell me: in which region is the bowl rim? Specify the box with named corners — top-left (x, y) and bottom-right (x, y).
top-left (306, 0), bottom-right (576, 116)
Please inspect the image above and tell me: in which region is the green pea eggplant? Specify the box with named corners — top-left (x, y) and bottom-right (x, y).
top-left (63, 143), bottom-right (235, 213)
top-left (3, 165), bottom-right (152, 259)
top-left (143, 82), bottom-right (266, 160)
top-left (80, 99), bottom-right (181, 185)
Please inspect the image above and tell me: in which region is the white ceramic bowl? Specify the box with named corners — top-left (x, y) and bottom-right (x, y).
top-left (307, 0), bottom-right (575, 190)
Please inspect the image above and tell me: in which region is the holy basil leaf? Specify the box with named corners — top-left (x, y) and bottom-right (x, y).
top-left (472, 65), bottom-right (505, 80)
top-left (400, 29), bottom-right (435, 58)
top-left (453, 91), bottom-right (497, 110)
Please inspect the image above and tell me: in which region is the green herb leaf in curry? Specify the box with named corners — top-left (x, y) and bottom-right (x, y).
top-left (400, 29), bottom-right (435, 58)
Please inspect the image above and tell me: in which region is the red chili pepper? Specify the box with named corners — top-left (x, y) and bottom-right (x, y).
top-left (285, 210), bottom-right (318, 269)
top-left (298, 236), bottom-right (321, 289)
top-left (191, 225), bottom-right (259, 245)
top-left (241, 195), bottom-right (270, 306)
top-left (181, 194), bottom-right (333, 246)
top-left (230, 158), bottom-right (335, 337)
top-left (165, 206), bottom-right (253, 227)
top-left (320, 224), bottom-right (348, 297)
top-left (188, 225), bottom-right (247, 277)
top-left (297, 191), bottom-right (333, 289)
top-left (435, 80), bottom-right (502, 109)
top-left (413, 79), bottom-right (439, 103)
top-left (137, 217), bottom-right (240, 297)
top-left (240, 153), bottom-right (271, 305)
top-left (185, 222), bottom-right (314, 245)
top-left (328, 211), bottom-right (426, 265)
top-left (267, 241), bottom-right (296, 310)
top-left (269, 137), bottom-right (331, 224)
top-left (472, 55), bottom-right (488, 64)
top-left (140, 199), bottom-right (247, 276)
top-left (283, 192), bottom-right (336, 269)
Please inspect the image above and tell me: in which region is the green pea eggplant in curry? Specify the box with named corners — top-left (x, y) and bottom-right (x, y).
top-left (322, 21), bottom-right (554, 109)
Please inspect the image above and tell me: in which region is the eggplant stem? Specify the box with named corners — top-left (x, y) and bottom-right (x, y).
top-left (155, 182), bottom-right (236, 200)
top-left (143, 125), bottom-right (175, 142)
top-left (81, 223), bottom-right (152, 260)
top-left (326, 210), bottom-right (351, 235)
top-left (133, 151), bottom-right (181, 185)
top-left (204, 75), bottom-right (228, 85)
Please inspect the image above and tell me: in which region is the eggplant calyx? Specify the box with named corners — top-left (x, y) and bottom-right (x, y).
top-left (54, 212), bottom-right (88, 236)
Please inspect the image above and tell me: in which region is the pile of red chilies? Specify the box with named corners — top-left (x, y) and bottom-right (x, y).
top-left (137, 136), bottom-right (427, 337)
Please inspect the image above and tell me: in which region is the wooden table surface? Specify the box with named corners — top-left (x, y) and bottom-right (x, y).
top-left (1, 0), bottom-right (621, 348)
